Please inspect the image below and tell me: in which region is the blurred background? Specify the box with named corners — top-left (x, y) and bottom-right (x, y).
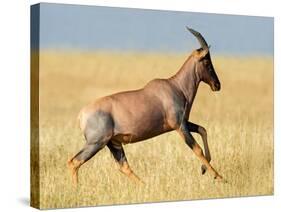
top-left (36, 3), bottom-right (273, 55)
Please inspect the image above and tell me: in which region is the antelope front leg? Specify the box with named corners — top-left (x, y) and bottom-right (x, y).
top-left (177, 120), bottom-right (223, 181)
top-left (187, 121), bottom-right (210, 175)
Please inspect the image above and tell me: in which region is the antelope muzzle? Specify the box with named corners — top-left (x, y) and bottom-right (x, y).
top-left (211, 80), bottom-right (221, 91)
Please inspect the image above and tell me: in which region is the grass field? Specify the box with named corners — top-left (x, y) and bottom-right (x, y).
top-left (36, 51), bottom-right (273, 209)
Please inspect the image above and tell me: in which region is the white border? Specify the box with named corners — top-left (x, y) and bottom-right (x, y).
top-left (0, 0), bottom-right (279, 211)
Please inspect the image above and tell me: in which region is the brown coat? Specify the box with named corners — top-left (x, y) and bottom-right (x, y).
top-left (68, 28), bottom-right (225, 186)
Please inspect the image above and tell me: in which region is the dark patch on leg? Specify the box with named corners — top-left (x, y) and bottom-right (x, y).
top-left (187, 122), bottom-right (199, 132)
top-left (178, 120), bottom-right (196, 149)
top-left (75, 143), bottom-right (104, 162)
top-left (107, 140), bottom-right (127, 163)
top-left (184, 132), bottom-right (196, 149)
top-left (107, 141), bottom-right (144, 184)
top-left (68, 135), bottom-right (110, 186)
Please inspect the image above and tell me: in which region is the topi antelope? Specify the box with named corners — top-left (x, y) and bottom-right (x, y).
top-left (68, 27), bottom-right (224, 186)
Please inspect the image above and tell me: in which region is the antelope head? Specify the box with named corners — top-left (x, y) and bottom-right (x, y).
top-left (187, 27), bottom-right (221, 91)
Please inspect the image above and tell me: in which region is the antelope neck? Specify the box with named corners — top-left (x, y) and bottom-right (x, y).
top-left (169, 56), bottom-right (201, 104)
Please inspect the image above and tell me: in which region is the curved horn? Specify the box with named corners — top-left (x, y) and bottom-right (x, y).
top-left (186, 27), bottom-right (209, 50)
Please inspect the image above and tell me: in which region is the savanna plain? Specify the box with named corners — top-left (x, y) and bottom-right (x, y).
top-left (36, 51), bottom-right (273, 208)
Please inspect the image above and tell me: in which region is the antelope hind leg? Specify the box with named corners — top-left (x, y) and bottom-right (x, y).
top-left (107, 141), bottom-right (144, 184)
top-left (119, 161), bottom-right (144, 184)
top-left (67, 142), bottom-right (105, 187)
top-left (67, 158), bottom-right (84, 187)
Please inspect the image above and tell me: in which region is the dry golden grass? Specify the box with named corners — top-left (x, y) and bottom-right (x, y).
top-left (37, 51), bottom-right (273, 209)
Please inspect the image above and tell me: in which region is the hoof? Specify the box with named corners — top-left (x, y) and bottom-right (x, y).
top-left (201, 165), bottom-right (207, 175)
top-left (214, 175), bottom-right (227, 184)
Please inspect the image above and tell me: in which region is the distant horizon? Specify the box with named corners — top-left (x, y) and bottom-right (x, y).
top-left (33, 3), bottom-right (274, 56)
top-left (39, 48), bottom-right (274, 57)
